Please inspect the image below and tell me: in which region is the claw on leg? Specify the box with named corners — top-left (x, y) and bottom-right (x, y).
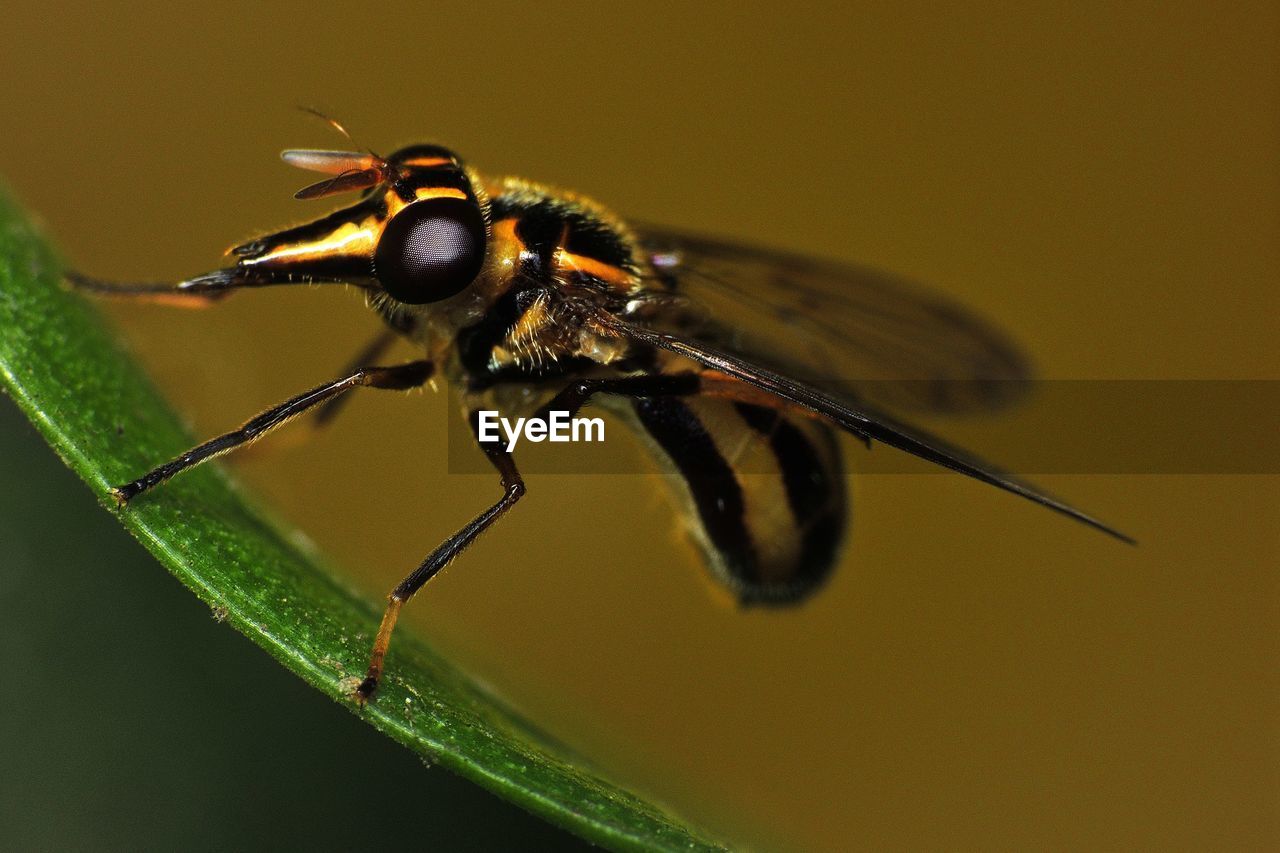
top-left (354, 675), bottom-right (379, 706)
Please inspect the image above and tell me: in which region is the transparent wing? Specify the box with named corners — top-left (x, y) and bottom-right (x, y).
top-left (589, 309), bottom-right (1132, 544)
top-left (635, 225), bottom-right (1031, 415)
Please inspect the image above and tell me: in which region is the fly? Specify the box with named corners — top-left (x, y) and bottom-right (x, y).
top-left (69, 127), bottom-right (1133, 703)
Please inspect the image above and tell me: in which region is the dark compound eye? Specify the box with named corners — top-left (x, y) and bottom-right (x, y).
top-left (374, 198), bottom-right (486, 304)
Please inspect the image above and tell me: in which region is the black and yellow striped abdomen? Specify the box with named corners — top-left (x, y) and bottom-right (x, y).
top-left (630, 395), bottom-right (847, 605)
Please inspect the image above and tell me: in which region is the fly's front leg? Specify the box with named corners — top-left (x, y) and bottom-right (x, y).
top-left (111, 360), bottom-right (434, 504)
top-left (355, 411), bottom-right (526, 704)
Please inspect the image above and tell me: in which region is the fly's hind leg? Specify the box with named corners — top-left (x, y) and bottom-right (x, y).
top-left (528, 369), bottom-right (843, 423)
top-left (355, 411), bottom-right (526, 703)
top-left (531, 372), bottom-right (702, 419)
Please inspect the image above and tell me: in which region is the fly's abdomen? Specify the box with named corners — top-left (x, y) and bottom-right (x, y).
top-left (631, 396), bottom-right (847, 605)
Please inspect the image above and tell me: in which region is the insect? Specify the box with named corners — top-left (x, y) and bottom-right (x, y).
top-left (71, 125), bottom-right (1131, 703)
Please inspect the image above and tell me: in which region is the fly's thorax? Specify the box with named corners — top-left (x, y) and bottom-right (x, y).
top-left (427, 176), bottom-right (658, 386)
top-left (482, 176), bottom-right (647, 294)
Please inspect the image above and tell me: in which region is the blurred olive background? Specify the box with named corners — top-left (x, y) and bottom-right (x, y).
top-left (2, 2), bottom-right (1277, 851)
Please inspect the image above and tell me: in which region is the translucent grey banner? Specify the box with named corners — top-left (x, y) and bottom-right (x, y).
top-left (444, 381), bottom-right (1280, 475)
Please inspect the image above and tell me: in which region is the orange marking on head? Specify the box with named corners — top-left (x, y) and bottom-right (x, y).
top-left (401, 156), bottom-right (453, 168)
top-left (240, 220), bottom-right (380, 269)
top-left (412, 186), bottom-right (469, 202)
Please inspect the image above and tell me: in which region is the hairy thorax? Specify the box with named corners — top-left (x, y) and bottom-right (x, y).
top-left (383, 175), bottom-right (656, 391)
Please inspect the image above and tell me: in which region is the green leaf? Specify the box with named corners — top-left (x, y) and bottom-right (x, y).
top-left (0, 188), bottom-right (724, 853)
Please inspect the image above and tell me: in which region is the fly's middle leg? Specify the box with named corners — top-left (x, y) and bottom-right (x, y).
top-left (356, 371), bottom-right (718, 702)
top-left (531, 371), bottom-right (702, 420)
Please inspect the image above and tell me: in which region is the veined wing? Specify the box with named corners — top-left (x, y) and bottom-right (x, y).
top-left (635, 225), bottom-right (1030, 415)
top-left (589, 308), bottom-right (1132, 544)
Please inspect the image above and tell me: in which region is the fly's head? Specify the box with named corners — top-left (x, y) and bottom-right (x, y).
top-left (230, 143), bottom-right (490, 316)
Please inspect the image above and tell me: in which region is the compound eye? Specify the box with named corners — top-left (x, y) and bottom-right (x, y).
top-left (374, 198), bottom-right (486, 304)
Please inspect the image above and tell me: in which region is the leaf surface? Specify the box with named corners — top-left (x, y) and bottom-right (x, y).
top-left (0, 189), bottom-right (723, 853)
